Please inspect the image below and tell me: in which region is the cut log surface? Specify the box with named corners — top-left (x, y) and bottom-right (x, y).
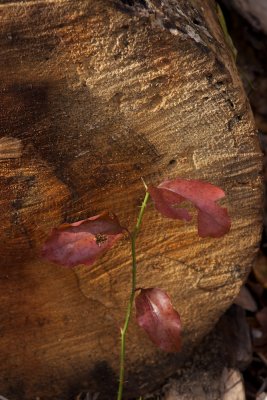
top-left (0, 0), bottom-right (262, 399)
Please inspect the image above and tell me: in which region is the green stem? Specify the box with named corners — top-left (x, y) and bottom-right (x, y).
top-left (117, 191), bottom-right (150, 400)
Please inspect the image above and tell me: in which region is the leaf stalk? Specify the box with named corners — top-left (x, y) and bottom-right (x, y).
top-left (117, 190), bottom-right (150, 400)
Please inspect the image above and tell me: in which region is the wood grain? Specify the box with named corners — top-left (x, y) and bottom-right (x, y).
top-left (0, 0), bottom-right (262, 398)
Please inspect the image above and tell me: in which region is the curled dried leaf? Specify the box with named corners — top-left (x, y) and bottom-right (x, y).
top-left (253, 251), bottom-right (267, 289)
top-left (234, 286), bottom-right (257, 312)
top-left (148, 178), bottom-right (231, 238)
top-left (41, 212), bottom-right (125, 267)
top-left (135, 288), bottom-right (182, 353)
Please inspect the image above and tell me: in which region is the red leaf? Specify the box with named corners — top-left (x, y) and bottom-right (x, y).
top-left (148, 179), bottom-right (231, 238)
top-left (41, 212), bottom-right (125, 267)
top-left (135, 288), bottom-right (182, 352)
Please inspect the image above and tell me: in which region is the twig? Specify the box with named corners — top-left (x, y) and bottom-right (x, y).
top-left (117, 190), bottom-right (150, 400)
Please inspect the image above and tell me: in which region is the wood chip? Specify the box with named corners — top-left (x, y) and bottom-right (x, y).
top-left (218, 305), bottom-right (252, 369)
top-left (257, 393), bottom-right (267, 400)
top-left (220, 368), bottom-right (245, 400)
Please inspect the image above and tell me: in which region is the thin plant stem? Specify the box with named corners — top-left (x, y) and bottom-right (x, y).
top-left (117, 190), bottom-right (150, 400)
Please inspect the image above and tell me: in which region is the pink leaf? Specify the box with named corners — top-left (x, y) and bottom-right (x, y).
top-left (148, 178), bottom-right (231, 238)
top-left (41, 212), bottom-right (125, 267)
top-left (135, 288), bottom-right (182, 352)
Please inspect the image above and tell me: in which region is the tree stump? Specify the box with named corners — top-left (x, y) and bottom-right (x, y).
top-left (0, 0), bottom-right (262, 399)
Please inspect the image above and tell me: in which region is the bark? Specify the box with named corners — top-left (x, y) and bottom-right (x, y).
top-left (0, 0), bottom-right (262, 399)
